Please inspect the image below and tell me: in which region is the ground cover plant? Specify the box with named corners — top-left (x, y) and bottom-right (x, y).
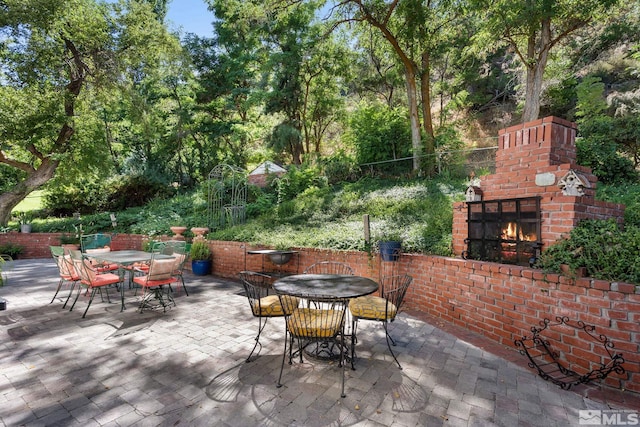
top-left (6, 170), bottom-right (640, 284)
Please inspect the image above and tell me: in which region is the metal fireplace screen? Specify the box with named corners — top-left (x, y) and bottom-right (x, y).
top-left (464, 197), bottom-right (542, 266)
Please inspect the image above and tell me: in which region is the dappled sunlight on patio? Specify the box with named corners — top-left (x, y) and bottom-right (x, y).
top-left (0, 259), bottom-right (634, 426)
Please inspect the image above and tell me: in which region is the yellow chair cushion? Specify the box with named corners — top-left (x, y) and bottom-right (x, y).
top-left (349, 295), bottom-right (397, 321)
top-left (252, 295), bottom-right (299, 316)
top-left (287, 308), bottom-right (343, 338)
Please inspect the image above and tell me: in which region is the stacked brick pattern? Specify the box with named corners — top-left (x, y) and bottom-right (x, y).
top-left (2, 234), bottom-right (639, 393)
top-left (0, 232), bottom-right (146, 258)
top-left (452, 116), bottom-right (625, 257)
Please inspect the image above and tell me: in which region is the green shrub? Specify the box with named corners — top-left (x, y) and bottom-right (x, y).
top-left (105, 174), bottom-right (176, 211)
top-left (536, 219), bottom-right (640, 284)
top-left (190, 240), bottom-right (211, 260)
top-left (320, 151), bottom-right (359, 184)
top-left (344, 102), bottom-right (412, 173)
top-left (0, 243), bottom-right (24, 259)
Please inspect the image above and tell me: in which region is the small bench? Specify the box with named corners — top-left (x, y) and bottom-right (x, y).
top-left (514, 316), bottom-right (625, 390)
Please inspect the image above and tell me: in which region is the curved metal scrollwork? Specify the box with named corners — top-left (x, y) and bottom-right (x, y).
top-left (514, 316), bottom-right (625, 390)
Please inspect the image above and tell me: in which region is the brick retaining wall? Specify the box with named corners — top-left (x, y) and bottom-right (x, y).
top-left (2, 233), bottom-right (638, 393)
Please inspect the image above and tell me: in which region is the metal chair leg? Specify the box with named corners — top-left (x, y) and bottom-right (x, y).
top-left (383, 321), bottom-right (402, 370)
top-left (69, 286), bottom-right (83, 312)
top-left (350, 318), bottom-right (358, 370)
top-left (246, 316), bottom-right (268, 363)
top-left (50, 278), bottom-right (64, 304)
top-left (277, 329), bottom-right (289, 388)
top-left (82, 288), bottom-right (98, 318)
top-left (62, 283), bottom-right (76, 309)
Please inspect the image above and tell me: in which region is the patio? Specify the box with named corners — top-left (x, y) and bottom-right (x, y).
top-left (0, 259), bottom-right (636, 426)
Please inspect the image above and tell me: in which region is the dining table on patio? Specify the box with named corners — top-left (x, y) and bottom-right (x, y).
top-left (272, 273), bottom-right (379, 360)
top-left (272, 273), bottom-right (379, 300)
top-left (88, 250), bottom-right (174, 311)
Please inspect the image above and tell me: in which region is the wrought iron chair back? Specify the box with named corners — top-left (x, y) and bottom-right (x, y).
top-left (81, 233), bottom-right (112, 252)
top-left (350, 274), bottom-right (413, 370)
top-left (0, 254), bottom-right (14, 287)
top-left (151, 240), bottom-right (187, 255)
top-left (303, 261), bottom-right (354, 276)
top-left (380, 274), bottom-right (412, 319)
top-left (169, 247), bottom-right (189, 296)
top-left (275, 289), bottom-right (349, 397)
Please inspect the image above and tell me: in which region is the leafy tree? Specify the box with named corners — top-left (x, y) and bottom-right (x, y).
top-left (0, 0), bottom-right (176, 225)
top-left (575, 77), bottom-right (638, 184)
top-left (472, 0), bottom-right (620, 122)
top-left (332, 0), bottom-right (466, 175)
top-left (344, 102), bottom-right (411, 172)
top-left (349, 26), bottom-right (404, 108)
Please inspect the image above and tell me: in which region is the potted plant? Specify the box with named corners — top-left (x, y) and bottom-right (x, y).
top-left (190, 240), bottom-right (212, 276)
top-left (17, 212), bottom-right (32, 233)
top-left (59, 233), bottom-right (81, 250)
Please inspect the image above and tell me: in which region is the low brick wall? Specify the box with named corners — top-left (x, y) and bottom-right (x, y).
top-left (0, 232), bottom-right (146, 258)
top-left (2, 233), bottom-right (638, 394)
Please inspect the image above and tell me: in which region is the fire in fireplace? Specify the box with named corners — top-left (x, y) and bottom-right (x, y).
top-left (463, 197), bottom-right (542, 266)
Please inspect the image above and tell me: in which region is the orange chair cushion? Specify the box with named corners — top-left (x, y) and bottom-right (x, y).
top-left (83, 272), bottom-right (120, 287)
top-left (349, 295), bottom-right (397, 321)
top-left (133, 276), bottom-right (176, 288)
top-left (148, 259), bottom-right (175, 281)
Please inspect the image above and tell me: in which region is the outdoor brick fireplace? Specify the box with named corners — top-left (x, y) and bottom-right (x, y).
top-left (452, 116), bottom-right (625, 264)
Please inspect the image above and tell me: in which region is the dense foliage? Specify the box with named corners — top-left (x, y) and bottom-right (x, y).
top-left (1, 1), bottom-right (639, 284)
top-left (536, 219), bottom-right (640, 284)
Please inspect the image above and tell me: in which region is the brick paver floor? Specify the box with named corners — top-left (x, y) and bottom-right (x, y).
top-left (0, 259), bottom-right (636, 426)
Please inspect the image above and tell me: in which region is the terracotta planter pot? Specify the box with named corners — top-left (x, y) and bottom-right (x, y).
top-left (170, 226), bottom-right (187, 241)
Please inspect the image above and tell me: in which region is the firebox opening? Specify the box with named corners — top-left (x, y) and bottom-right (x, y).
top-left (463, 196), bottom-right (542, 266)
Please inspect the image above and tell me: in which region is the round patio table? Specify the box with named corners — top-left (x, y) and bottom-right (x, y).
top-left (272, 274), bottom-right (378, 299)
top-left (273, 273), bottom-right (379, 361)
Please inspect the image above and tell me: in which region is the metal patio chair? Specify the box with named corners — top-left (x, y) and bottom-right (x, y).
top-left (349, 274), bottom-right (412, 370)
top-left (168, 246), bottom-right (189, 296)
top-left (49, 246), bottom-right (80, 307)
top-left (68, 250), bottom-right (122, 318)
top-left (0, 254), bottom-right (14, 287)
top-left (132, 253), bottom-right (178, 313)
top-left (81, 233), bottom-right (119, 273)
top-left (239, 271), bottom-right (299, 362)
top-left (275, 290), bottom-right (349, 398)
top-left (303, 261), bottom-right (354, 276)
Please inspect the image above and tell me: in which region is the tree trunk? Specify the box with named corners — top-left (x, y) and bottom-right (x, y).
top-left (420, 51), bottom-right (435, 176)
top-left (522, 19), bottom-right (551, 123)
top-left (522, 60), bottom-right (547, 122)
top-left (361, 9), bottom-right (423, 173)
top-left (404, 67), bottom-right (423, 172)
top-left (0, 158), bottom-right (60, 225)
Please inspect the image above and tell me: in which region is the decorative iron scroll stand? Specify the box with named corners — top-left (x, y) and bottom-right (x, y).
top-left (514, 316), bottom-right (625, 390)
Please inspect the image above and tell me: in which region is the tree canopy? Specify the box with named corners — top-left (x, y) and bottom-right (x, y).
top-left (0, 0), bottom-right (638, 225)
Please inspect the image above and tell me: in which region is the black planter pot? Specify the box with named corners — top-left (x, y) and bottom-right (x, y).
top-left (191, 259), bottom-right (212, 276)
top-left (379, 241), bottom-right (402, 262)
